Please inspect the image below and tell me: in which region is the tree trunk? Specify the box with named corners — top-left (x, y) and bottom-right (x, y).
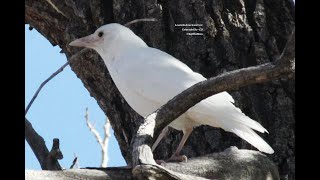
top-left (25, 0), bottom-right (295, 179)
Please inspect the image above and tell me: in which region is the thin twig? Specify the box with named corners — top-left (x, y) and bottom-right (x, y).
top-left (25, 48), bottom-right (90, 115)
top-left (124, 18), bottom-right (158, 27)
top-left (70, 156), bottom-right (78, 169)
top-left (102, 117), bottom-right (111, 167)
top-left (25, 61), bottom-right (69, 115)
top-left (85, 108), bottom-right (104, 148)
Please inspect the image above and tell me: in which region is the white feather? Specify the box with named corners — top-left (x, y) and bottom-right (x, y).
top-left (227, 126), bottom-right (274, 154)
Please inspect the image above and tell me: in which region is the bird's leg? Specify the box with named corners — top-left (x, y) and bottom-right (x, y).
top-left (152, 126), bottom-right (169, 151)
top-left (152, 126), bottom-right (169, 165)
top-left (167, 128), bottom-right (193, 162)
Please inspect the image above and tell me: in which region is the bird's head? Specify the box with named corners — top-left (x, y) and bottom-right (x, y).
top-left (69, 23), bottom-right (146, 55)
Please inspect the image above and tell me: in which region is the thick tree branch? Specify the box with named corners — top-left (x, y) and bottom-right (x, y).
top-left (26, 148), bottom-right (278, 180)
top-left (161, 147), bottom-right (279, 179)
top-left (25, 117), bottom-right (62, 170)
top-left (132, 164), bottom-right (208, 180)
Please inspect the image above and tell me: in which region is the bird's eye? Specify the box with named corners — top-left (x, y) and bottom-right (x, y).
top-left (98, 32), bottom-right (104, 37)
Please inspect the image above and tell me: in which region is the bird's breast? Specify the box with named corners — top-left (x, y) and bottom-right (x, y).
top-left (107, 62), bottom-right (161, 117)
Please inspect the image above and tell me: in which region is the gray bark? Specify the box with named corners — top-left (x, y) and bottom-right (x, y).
top-left (25, 148), bottom-right (279, 180)
top-left (26, 0), bottom-right (295, 179)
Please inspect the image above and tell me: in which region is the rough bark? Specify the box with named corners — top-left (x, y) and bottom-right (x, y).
top-left (26, 0), bottom-right (295, 179)
top-left (25, 148), bottom-right (279, 180)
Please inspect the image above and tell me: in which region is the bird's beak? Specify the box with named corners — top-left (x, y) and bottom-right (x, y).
top-left (69, 34), bottom-right (98, 48)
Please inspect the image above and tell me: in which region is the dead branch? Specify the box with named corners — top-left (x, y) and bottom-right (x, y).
top-left (85, 108), bottom-right (104, 147)
top-left (25, 48), bottom-right (89, 115)
top-left (70, 156), bottom-right (78, 169)
top-left (102, 117), bottom-right (111, 167)
top-left (85, 108), bottom-right (111, 167)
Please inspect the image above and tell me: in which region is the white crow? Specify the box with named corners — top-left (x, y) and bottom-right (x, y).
top-left (69, 23), bottom-right (274, 162)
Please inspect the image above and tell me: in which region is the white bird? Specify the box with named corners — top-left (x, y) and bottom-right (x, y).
top-left (69, 23), bottom-right (274, 162)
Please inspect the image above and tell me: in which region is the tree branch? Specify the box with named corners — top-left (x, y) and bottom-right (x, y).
top-left (84, 108), bottom-right (104, 148)
top-left (25, 48), bottom-right (90, 115)
top-left (102, 117), bottom-right (111, 167)
top-left (84, 108), bottom-right (111, 167)
top-left (25, 117), bottom-right (62, 170)
top-left (70, 156), bottom-right (79, 169)
top-left (26, 148), bottom-right (279, 180)
top-left (124, 18), bottom-right (158, 27)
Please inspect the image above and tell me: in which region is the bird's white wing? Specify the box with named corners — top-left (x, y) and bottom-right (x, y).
top-left (117, 47), bottom-right (207, 105)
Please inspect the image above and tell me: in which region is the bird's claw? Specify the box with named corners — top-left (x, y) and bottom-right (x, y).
top-left (155, 159), bottom-right (166, 165)
top-left (155, 155), bottom-right (188, 166)
top-left (167, 154), bottom-right (188, 163)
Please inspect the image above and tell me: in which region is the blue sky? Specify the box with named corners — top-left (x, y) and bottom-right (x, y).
top-left (25, 25), bottom-right (126, 169)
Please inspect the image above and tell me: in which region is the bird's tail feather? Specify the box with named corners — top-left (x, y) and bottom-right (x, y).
top-left (228, 125), bottom-right (274, 154)
top-left (228, 111), bottom-right (269, 133)
top-left (188, 93), bottom-right (274, 154)
top-left (217, 105), bottom-right (274, 154)
top-left (214, 111), bottom-right (274, 154)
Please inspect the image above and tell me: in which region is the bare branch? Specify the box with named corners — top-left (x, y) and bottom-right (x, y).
top-left (85, 108), bottom-right (104, 148)
top-left (124, 18), bottom-right (158, 27)
top-left (85, 108), bottom-right (111, 167)
top-left (103, 118), bottom-right (111, 146)
top-left (70, 156), bottom-right (78, 169)
top-left (25, 48), bottom-right (90, 115)
top-left (25, 117), bottom-right (62, 170)
top-left (101, 117), bottom-right (111, 167)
